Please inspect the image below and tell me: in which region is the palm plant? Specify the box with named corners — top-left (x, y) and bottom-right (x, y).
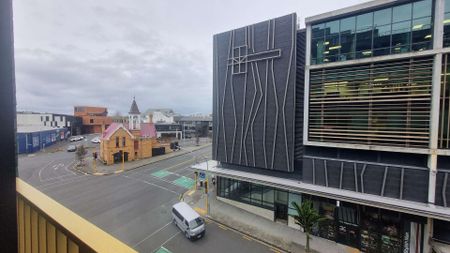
top-left (291, 200), bottom-right (324, 253)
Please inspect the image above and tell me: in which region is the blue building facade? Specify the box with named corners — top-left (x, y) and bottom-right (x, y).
top-left (17, 128), bottom-right (69, 154)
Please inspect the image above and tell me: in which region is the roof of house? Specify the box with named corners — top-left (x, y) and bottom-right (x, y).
top-left (129, 98), bottom-right (141, 115)
top-left (102, 122), bottom-right (156, 139)
top-left (101, 123), bottom-right (135, 140)
top-left (140, 123), bottom-right (157, 138)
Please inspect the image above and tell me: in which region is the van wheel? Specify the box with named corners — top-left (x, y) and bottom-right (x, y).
top-left (185, 231), bottom-right (190, 239)
top-left (173, 219), bottom-right (177, 227)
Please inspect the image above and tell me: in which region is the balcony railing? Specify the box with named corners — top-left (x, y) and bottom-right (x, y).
top-left (16, 178), bottom-right (138, 253)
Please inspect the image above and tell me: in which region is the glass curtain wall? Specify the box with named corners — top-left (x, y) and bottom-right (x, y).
top-left (311, 0), bottom-right (433, 64)
top-left (445, 0), bottom-right (450, 46)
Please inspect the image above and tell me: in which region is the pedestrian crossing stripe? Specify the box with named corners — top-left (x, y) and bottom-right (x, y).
top-left (155, 246), bottom-right (172, 253)
top-left (173, 176), bottom-right (195, 189)
top-left (151, 170), bottom-right (172, 178)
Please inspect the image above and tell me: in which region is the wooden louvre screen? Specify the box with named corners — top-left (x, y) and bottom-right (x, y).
top-left (439, 54), bottom-right (450, 149)
top-left (309, 57), bottom-right (433, 148)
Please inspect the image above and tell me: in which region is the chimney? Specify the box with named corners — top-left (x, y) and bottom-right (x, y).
top-left (148, 113), bottom-right (153, 124)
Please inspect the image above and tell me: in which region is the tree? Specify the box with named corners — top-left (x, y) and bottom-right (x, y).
top-left (291, 200), bottom-right (324, 253)
top-left (76, 145), bottom-right (88, 165)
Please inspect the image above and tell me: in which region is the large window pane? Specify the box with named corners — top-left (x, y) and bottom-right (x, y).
top-left (413, 0), bottom-right (432, 19)
top-left (356, 12), bottom-right (373, 31)
top-left (312, 23), bottom-right (325, 38)
top-left (393, 3), bottom-right (412, 23)
top-left (445, 12), bottom-right (450, 47)
top-left (340, 17), bottom-right (356, 61)
top-left (340, 31), bottom-right (355, 61)
top-left (412, 17), bottom-right (432, 51)
top-left (374, 8), bottom-right (392, 26)
top-left (262, 187), bottom-right (274, 209)
top-left (392, 20), bottom-right (411, 53)
top-left (312, 37), bottom-right (325, 64)
top-left (356, 28), bottom-right (373, 58)
top-left (355, 14), bottom-right (373, 57)
top-left (325, 20), bottom-right (340, 36)
top-left (340, 17), bottom-right (355, 33)
top-left (239, 181), bottom-right (251, 203)
top-left (250, 184), bottom-right (263, 206)
top-left (373, 24), bottom-right (391, 56)
top-left (325, 35), bottom-right (340, 63)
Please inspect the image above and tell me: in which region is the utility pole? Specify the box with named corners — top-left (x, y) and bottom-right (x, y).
top-left (122, 151), bottom-right (125, 172)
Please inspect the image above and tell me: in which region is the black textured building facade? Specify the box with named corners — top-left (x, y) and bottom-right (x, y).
top-left (213, 14), bottom-right (297, 172)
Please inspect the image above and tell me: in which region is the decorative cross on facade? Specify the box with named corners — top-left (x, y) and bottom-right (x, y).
top-left (228, 45), bottom-right (282, 75)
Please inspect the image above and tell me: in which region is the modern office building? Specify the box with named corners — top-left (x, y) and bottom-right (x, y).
top-left (175, 115), bottom-right (213, 138)
top-left (201, 1), bottom-right (450, 252)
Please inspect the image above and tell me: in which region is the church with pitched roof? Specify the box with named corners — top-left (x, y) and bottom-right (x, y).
top-left (99, 98), bottom-right (172, 165)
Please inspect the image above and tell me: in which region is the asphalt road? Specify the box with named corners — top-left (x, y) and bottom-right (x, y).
top-left (18, 138), bottom-right (277, 253)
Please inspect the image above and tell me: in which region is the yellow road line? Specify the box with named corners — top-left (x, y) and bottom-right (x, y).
top-left (269, 248), bottom-right (281, 253)
top-left (187, 190), bottom-right (195, 196)
top-left (242, 235), bottom-right (252, 241)
top-left (218, 224), bottom-right (228, 230)
top-left (193, 207), bottom-right (207, 216)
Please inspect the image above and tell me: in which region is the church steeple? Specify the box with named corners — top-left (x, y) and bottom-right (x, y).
top-left (128, 97), bottom-right (141, 130)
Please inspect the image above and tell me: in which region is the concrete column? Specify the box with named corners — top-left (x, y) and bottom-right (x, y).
top-left (303, 24), bottom-right (312, 145)
top-left (428, 0), bottom-right (445, 206)
top-left (423, 218), bottom-right (434, 253)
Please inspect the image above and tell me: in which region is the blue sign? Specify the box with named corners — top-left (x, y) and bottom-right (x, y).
top-left (199, 172), bottom-right (206, 181)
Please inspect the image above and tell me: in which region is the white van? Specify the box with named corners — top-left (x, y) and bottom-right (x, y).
top-left (172, 202), bottom-right (205, 240)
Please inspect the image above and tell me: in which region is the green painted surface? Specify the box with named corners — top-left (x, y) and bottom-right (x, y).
top-left (151, 170), bottom-right (172, 178)
top-left (173, 176), bottom-right (195, 189)
top-left (155, 247), bottom-right (172, 253)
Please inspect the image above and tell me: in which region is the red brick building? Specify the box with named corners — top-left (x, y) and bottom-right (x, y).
top-left (74, 106), bottom-right (112, 134)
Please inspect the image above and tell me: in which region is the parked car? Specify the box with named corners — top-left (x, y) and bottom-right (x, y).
top-left (172, 202), bottom-right (205, 240)
top-left (67, 145), bottom-right (77, 152)
top-left (91, 137), bottom-right (101, 144)
top-left (69, 136), bottom-right (84, 142)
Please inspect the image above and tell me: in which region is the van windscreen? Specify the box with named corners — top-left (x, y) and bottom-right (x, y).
top-left (189, 217), bottom-right (204, 229)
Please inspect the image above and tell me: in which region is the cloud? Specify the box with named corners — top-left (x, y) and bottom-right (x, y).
top-left (13, 0), bottom-right (366, 116)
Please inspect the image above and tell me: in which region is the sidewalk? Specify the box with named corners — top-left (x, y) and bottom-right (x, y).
top-left (184, 188), bottom-right (357, 253)
top-left (78, 143), bottom-right (211, 175)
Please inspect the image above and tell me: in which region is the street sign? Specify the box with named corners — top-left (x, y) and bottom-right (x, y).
top-left (198, 172), bottom-right (206, 181)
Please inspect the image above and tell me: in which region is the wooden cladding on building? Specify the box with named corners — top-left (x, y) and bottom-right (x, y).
top-left (439, 54), bottom-right (450, 149)
top-left (17, 195), bottom-right (94, 253)
top-left (309, 57), bottom-right (433, 148)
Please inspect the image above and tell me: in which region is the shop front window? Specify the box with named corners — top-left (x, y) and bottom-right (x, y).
top-left (216, 177), bottom-right (274, 210)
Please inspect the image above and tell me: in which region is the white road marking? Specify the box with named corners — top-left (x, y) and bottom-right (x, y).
top-left (38, 160), bottom-right (56, 182)
top-left (154, 231), bottom-right (181, 253)
top-left (121, 175), bottom-right (179, 195)
top-left (53, 163), bottom-right (64, 170)
top-left (133, 221), bottom-right (172, 248)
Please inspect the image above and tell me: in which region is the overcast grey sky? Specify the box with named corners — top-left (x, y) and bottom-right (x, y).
top-left (13, 0), bottom-right (367, 115)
